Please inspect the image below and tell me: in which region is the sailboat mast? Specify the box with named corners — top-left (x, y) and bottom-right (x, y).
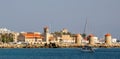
top-left (83, 17), bottom-right (88, 34)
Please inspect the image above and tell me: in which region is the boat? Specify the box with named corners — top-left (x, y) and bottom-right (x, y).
top-left (81, 46), bottom-right (95, 52)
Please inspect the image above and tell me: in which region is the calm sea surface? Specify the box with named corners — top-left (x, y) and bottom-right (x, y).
top-left (0, 48), bottom-right (119, 59)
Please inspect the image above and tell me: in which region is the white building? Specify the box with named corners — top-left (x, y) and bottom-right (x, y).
top-left (0, 28), bottom-right (13, 33)
top-left (112, 38), bottom-right (117, 43)
top-left (94, 37), bottom-right (99, 43)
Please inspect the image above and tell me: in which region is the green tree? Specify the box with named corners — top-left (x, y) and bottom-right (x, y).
top-left (82, 33), bottom-right (87, 39)
top-left (1, 33), bottom-right (14, 43)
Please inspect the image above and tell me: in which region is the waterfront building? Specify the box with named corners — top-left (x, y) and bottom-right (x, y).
top-left (112, 38), bottom-right (117, 43)
top-left (43, 26), bottom-right (50, 44)
top-left (88, 34), bottom-right (95, 45)
top-left (12, 32), bottom-right (19, 42)
top-left (17, 33), bottom-right (25, 42)
top-left (48, 35), bottom-right (56, 43)
top-left (75, 34), bottom-right (82, 46)
top-left (105, 33), bottom-right (112, 45)
top-left (61, 35), bottom-right (72, 42)
top-left (17, 32), bottom-right (43, 44)
top-left (0, 28), bottom-right (13, 33)
top-left (94, 37), bottom-right (99, 43)
top-left (54, 28), bottom-right (75, 44)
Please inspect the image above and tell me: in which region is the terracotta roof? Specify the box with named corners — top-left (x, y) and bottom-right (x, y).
top-left (23, 33), bottom-right (44, 39)
top-left (25, 37), bottom-right (42, 39)
top-left (88, 34), bottom-right (94, 37)
top-left (105, 33), bottom-right (111, 36)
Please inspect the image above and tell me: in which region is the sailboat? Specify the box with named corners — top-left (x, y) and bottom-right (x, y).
top-left (81, 17), bottom-right (95, 53)
top-left (81, 46), bottom-right (95, 52)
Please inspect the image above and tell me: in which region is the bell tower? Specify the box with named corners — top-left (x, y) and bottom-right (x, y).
top-left (44, 26), bottom-right (50, 44)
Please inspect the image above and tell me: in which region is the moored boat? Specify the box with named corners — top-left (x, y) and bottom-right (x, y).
top-left (81, 46), bottom-right (95, 52)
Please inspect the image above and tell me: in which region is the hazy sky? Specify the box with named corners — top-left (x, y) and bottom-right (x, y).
top-left (0, 0), bottom-right (120, 38)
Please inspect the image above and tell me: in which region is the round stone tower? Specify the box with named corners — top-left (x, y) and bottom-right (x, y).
top-left (88, 34), bottom-right (95, 45)
top-left (105, 33), bottom-right (112, 45)
top-left (76, 34), bottom-right (82, 46)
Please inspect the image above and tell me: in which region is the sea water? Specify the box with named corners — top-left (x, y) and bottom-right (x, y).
top-left (0, 48), bottom-right (119, 59)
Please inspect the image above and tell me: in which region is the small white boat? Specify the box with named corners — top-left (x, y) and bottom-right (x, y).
top-left (81, 46), bottom-right (95, 52)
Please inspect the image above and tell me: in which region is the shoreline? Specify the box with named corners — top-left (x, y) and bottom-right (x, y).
top-left (0, 43), bottom-right (120, 48)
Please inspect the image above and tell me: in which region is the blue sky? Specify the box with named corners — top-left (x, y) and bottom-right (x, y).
top-left (0, 0), bottom-right (120, 38)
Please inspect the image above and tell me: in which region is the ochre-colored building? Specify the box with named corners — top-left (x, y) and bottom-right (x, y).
top-left (17, 32), bottom-right (43, 44)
